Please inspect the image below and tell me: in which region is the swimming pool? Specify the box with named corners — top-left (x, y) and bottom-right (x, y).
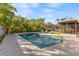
top-left (19, 33), bottom-right (62, 48)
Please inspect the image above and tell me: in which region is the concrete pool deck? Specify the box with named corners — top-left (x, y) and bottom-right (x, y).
top-left (0, 34), bottom-right (24, 56)
top-left (17, 36), bottom-right (79, 56)
top-left (0, 33), bottom-right (79, 56)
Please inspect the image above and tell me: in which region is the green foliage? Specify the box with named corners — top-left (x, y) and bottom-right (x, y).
top-left (0, 35), bottom-right (5, 44)
top-left (0, 3), bottom-right (16, 34)
top-left (0, 3), bottom-right (55, 34)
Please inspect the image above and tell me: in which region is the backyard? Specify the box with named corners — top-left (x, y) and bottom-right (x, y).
top-left (0, 3), bottom-right (79, 56)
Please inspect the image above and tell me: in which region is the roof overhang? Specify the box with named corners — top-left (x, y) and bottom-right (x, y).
top-left (58, 19), bottom-right (79, 24)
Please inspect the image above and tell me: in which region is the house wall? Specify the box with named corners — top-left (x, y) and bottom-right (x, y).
top-left (0, 25), bottom-right (5, 36)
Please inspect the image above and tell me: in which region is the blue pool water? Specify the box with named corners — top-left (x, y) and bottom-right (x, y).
top-left (19, 33), bottom-right (61, 48)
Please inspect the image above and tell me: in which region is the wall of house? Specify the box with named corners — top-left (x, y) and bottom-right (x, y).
top-left (0, 25), bottom-right (5, 36)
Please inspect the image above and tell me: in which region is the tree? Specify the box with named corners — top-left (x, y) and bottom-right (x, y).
top-left (0, 3), bottom-right (16, 34)
top-left (25, 18), bottom-right (45, 32)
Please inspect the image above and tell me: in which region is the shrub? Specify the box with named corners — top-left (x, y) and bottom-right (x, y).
top-left (0, 35), bottom-right (5, 44)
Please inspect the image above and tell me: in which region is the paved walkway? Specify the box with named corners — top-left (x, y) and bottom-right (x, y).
top-left (0, 34), bottom-right (23, 56)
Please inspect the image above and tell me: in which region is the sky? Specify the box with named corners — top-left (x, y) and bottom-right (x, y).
top-left (12, 3), bottom-right (79, 24)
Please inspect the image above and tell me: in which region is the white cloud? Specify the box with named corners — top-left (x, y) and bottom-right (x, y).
top-left (17, 9), bottom-right (34, 17)
top-left (42, 8), bottom-right (55, 13)
top-left (30, 3), bottom-right (39, 8)
top-left (47, 3), bottom-right (64, 8)
top-left (39, 12), bottom-right (55, 23)
top-left (12, 3), bottom-right (63, 23)
top-left (12, 3), bottom-right (35, 17)
top-left (12, 3), bottom-right (40, 17)
top-left (41, 3), bottom-right (64, 22)
top-left (12, 3), bottom-right (29, 9)
top-left (42, 4), bottom-right (63, 14)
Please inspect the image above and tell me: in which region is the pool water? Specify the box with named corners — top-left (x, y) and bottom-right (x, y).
top-left (19, 33), bottom-right (61, 48)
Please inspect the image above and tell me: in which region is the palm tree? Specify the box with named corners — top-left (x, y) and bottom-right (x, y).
top-left (0, 3), bottom-right (16, 34)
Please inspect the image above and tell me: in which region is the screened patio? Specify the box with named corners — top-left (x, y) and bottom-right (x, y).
top-left (58, 19), bottom-right (79, 35)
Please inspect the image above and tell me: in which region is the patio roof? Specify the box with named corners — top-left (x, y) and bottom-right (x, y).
top-left (58, 19), bottom-right (79, 24)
